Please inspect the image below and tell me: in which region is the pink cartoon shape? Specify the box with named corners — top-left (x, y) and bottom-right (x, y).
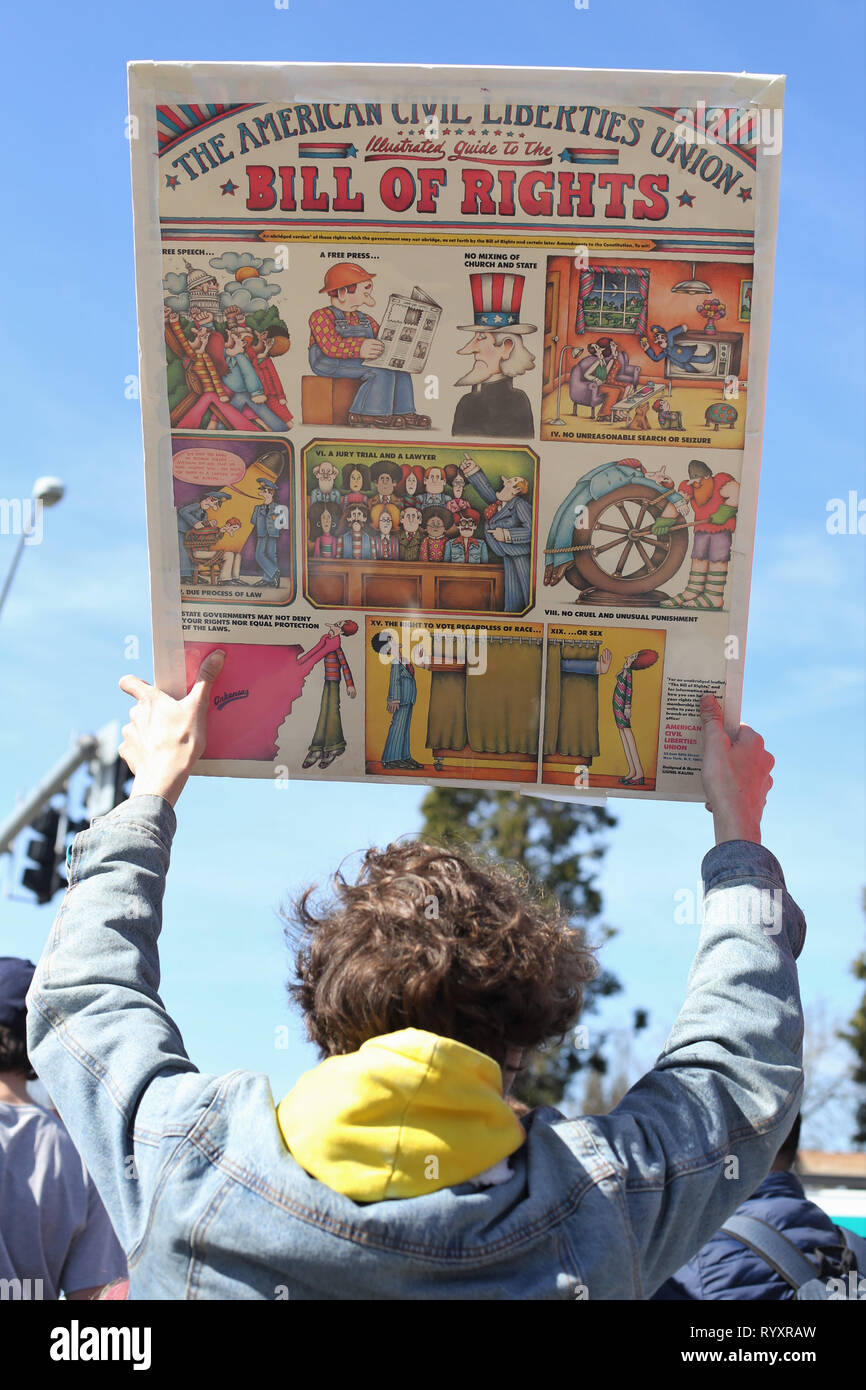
top-left (184, 641), bottom-right (305, 761)
top-left (184, 632), bottom-right (352, 762)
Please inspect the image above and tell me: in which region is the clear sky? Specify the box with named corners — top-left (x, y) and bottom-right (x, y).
top-left (1, 0), bottom-right (863, 1147)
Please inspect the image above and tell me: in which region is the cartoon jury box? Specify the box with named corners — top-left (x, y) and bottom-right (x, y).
top-left (301, 443), bottom-right (537, 616)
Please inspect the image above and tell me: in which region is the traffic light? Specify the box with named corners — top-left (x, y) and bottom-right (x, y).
top-left (83, 724), bottom-right (132, 820)
top-left (21, 806), bottom-right (63, 904)
top-left (85, 751), bottom-right (133, 820)
top-left (20, 802), bottom-right (90, 904)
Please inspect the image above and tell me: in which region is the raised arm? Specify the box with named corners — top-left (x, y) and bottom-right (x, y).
top-left (26, 653), bottom-right (226, 1250)
top-left (559, 694), bottom-right (805, 1297)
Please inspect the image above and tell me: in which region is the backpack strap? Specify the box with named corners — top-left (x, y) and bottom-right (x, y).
top-left (720, 1213), bottom-right (821, 1290)
top-left (836, 1225), bottom-right (866, 1274)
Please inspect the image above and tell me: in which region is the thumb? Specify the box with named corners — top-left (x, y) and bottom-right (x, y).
top-left (700, 693), bottom-right (726, 737)
top-left (189, 650), bottom-right (225, 702)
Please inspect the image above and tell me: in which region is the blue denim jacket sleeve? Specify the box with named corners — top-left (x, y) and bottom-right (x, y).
top-left (569, 838), bottom-right (806, 1298)
top-left (26, 795), bottom-right (217, 1252)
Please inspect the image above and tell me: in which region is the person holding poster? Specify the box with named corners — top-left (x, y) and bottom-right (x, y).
top-left (26, 658), bottom-right (809, 1302)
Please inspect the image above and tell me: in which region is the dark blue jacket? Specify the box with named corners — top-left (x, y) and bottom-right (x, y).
top-left (652, 1170), bottom-right (848, 1300)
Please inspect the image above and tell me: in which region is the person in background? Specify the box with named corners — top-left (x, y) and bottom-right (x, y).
top-left (652, 1113), bottom-right (865, 1299)
top-left (0, 958), bottom-right (126, 1301)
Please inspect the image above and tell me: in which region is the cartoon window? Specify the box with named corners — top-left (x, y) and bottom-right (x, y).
top-left (575, 267), bottom-right (650, 335)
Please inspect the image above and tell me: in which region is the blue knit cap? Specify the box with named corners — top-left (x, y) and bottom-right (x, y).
top-left (0, 958), bottom-right (36, 1028)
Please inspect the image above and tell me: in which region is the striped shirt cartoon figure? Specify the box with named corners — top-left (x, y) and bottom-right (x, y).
top-left (612, 649), bottom-right (658, 787)
top-left (308, 501), bottom-right (340, 559)
top-left (299, 620), bottom-right (358, 770)
top-left (373, 508), bottom-right (400, 560)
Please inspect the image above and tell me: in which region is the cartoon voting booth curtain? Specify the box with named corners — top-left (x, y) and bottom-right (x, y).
top-left (544, 641), bottom-right (600, 760)
top-left (426, 637), bottom-right (541, 756)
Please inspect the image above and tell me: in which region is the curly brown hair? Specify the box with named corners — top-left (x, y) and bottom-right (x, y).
top-left (284, 840), bottom-right (597, 1069)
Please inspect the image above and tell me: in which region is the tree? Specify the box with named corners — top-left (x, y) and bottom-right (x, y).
top-left (579, 1010), bottom-right (652, 1115)
top-left (796, 999), bottom-right (857, 1149)
top-left (839, 890), bottom-right (866, 1147)
top-left (417, 788), bottom-right (646, 1110)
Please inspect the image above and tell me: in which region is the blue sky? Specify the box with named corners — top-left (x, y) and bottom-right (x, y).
top-left (1, 0), bottom-right (864, 1146)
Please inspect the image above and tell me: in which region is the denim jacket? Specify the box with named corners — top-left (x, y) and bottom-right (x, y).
top-left (27, 796), bottom-right (806, 1300)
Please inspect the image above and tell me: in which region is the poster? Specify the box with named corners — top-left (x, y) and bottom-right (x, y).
top-left (128, 62), bottom-right (783, 800)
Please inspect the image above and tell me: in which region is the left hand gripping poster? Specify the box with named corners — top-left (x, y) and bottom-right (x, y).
top-left (128, 61), bottom-right (783, 800)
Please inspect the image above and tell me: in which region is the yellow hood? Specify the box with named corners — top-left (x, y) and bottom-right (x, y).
top-left (277, 1029), bottom-right (525, 1202)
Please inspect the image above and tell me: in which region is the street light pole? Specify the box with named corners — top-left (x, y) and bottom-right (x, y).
top-left (0, 533), bottom-right (27, 618)
top-left (0, 736), bottom-right (98, 856)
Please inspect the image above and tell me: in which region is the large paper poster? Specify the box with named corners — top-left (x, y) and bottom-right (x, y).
top-left (128, 62), bottom-right (783, 800)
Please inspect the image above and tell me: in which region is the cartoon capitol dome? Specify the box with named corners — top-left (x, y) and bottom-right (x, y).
top-left (184, 259), bottom-right (221, 317)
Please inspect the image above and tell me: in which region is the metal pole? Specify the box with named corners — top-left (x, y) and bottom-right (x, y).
top-left (0, 736), bottom-right (98, 855)
top-left (0, 533), bottom-right (27, 619)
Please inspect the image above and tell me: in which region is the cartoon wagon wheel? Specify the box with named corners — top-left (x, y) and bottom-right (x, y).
top-left (565, 482), bottom-right (689, 596)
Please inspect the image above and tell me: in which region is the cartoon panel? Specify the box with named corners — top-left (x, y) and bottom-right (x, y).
top-left (302, 259), bottom-right (437, 430)
top-left (542, 624), bottom-right (666, 792)
top-left (163, 249), bottom-right (292, 432)
top-left (365, 617), bottom-right (543, 783)
top-left (184, 620), bottom-right (360, 768)
top-left (542, 453), bottom-right (739, 610)
top-left (450, 271), bottom-right (537, 439)
top-left (173, 437), bottom-right (295, 604)
top-left (541, 255), bottom-right (750, 449)
top-left (302, 440), bottom-right (538, 616)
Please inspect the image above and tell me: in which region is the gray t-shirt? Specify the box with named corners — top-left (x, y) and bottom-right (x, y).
top-left (0, 1101), bottom-right (126, 1299)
